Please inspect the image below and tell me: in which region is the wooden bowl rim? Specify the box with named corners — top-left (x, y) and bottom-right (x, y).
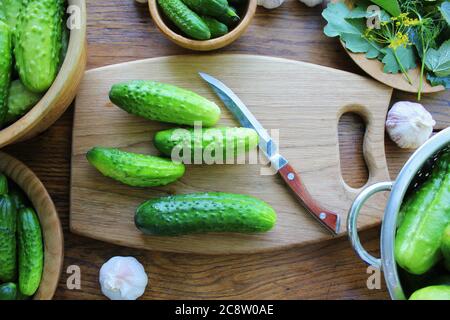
top-left (331, 0), bottom-right (445, 93)
top-left (149, 0), bottom-right (257, 51)
top-left (0, 151), bottom-right (63, 300)
top-left (0, 0), bottom-right (87, 145)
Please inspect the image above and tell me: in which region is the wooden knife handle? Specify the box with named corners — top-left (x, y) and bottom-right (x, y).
top-left (278, 163), bottom-right (340, 234)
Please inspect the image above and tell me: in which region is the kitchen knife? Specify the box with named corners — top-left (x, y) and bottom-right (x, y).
top-left (199, 72), bottom-right (340, 234)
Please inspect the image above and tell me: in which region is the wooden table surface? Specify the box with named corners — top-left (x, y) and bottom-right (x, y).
top-left (5, 0), bottom-right (450, 300)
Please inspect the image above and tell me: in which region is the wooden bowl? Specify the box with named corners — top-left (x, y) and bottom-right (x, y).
top-left (149, 0), bottom-right (257, 51)
top-left (0, 151), bottom-right (63, 300)
top-left (328, 0), bottom-right (445, 94)
top-left (0, 0), bottom-right (87, 148)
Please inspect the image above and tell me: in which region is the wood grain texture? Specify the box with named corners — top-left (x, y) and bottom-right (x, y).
top-left (0, 152), bottom-right (63, 300)
top-left (71, 55), bottom-right (392, 253)
top-left (0, 0), bottom-right (87, 148)
top-left (149, 0), bottom-right (257, 51)
top-left (3, 0), bottom-right (449, 299)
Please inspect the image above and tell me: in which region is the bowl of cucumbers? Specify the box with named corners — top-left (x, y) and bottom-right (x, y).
top-left (149, 0), bottom-right (257, 51)
top-left (0, 0), bottom-right (87, 148)
top-left (0, 151), bottom-right (63, 300)
top-left (348, 127), bottom-right (450, 300)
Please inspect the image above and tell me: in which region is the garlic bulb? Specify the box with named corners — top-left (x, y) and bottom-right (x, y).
top-left (257, 0), bottom-right (285, 9)
top-left (298, 0), bottom-right (323, 7)
top-left (386, 101), bottom-right (436, 149)
top-left (99, 256), bottom-right (148, 300)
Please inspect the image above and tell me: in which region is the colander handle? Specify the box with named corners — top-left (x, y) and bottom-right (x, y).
top-left (347, 181), bottom-right (393, 269)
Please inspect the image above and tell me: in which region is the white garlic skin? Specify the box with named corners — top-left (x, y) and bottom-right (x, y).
top-left (386, 101), bottom-right (436, 149)
top-left (257, 0), bottom-right (285, 9)
top-left (298, 0), bottom-right (323, 7)
top-left (99, 256), bottom-right (148, 300)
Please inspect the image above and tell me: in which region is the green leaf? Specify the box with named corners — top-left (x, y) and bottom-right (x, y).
top-left (427, 73), bottom-right (450, 88)
top-left (425, 39), bottom-right (450, 77)
top-left (381, 46), bottom-right (417, 73)
top-left (322, 2), bottom-right (382, 59)
top-left (439, 1), bottom-right (450, 26)
top-left (370, 0), bottom-right (401, 17)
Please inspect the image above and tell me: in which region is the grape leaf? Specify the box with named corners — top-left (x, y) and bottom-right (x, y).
top-left (425, 40), bottom-right (450, 77)
top-left (381, 46), bottom-right (417, 73)
top-left (439, 2), bottom-right (450, 26)
top-left (427, 73), bottom-right (450, 88)
top-left (369, 0), bottom-right (401, 17)
top-left (322, 2), bottom-right (382, 59)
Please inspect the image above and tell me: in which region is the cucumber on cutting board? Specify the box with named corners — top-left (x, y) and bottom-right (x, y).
top-left (109, 80), bottom-right (221, 127)
top-left (395, 152), bottom-right (450, 275)
top-left (18, 207), bottom-right (44, 296)
top-left (87, 147), bottom-right (186, 187)
top-left (135, 192), bottom-right (277, 236)
top-left (154, 127), bottom-right (258, 163)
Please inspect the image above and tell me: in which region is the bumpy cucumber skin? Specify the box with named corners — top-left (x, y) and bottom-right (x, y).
top-left (182, 0), bottom-right (238, 20)
top-left (0, 173), bottom-right (8, 195)
top-left (18, 207), bottom-right (44, 296)
top-left (0, 282), bottom-right (17, 300)
top-left (409, 285), bottom-right (450, 300)
top-left (8, 182), bottom-right (30, 211)
top-left (109, 80), bottom-right (221, 127)
top-left (395, 152), bottom-right (450, 275)
top-left (158, 0), bottom-right (211, 40)
top-left (15, 0), bottom-right (63, 93)
top-left (4, 80), bottom-right (43, 124)
top-left (201, 16), bottom-right (228, 38)
top-left (135, 192), bottom-right (277, 235)
top-left (0, 195), bottom-right (17, 282)
top-left (0, 21), bottom-right (12, 125)
top-left (442, 224), bottom-right (450, 271)
top-left (1, 0), bottom-right (25, 30)
top-left (87, 147), bottom-right (186, 187)
top-left (154, 127), bottom-right (258, 163)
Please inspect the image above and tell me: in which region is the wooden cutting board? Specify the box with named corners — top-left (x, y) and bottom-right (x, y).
top-left (71, 54), bottom-right (392, 254)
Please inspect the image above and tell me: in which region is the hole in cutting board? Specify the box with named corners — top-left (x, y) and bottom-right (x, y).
top-left (338, 113), bottom-right (369, 188)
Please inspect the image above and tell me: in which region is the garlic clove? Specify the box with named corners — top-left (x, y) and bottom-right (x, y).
top-left (99, 256), bottom-right (148, 300)
top-left (257, 0), bottom-right (285, 9)
top-left (298, 0), bottom-right (324, 7)
top-left (386, 101), bottom-right (436, 150)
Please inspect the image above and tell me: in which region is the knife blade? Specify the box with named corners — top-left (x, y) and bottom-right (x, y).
top-left (199, 72), bottom-right (340, 234)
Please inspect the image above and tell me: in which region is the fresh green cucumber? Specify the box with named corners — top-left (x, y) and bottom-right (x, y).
top-left (8, 181), bottom-right (30, 211)
top-left (201, 16), bottom-right (228, 38)
top-left (1, 0), bottom-right (25, 31)
top-left (109, 80), bottom-right (221, 127)
top-left (87, 147), bottom-right (186, 187)
top-left (0, 173), bottom-right (8, 195)
top-left (154, 127), bottom-right (258, 163)
top-left (4, 80), bottom-right (43, 124)
top-left (158, 0), bottom-right (211, 40)
top-left (409, 285), bottom-right (450, 300)
top-left (135, 192), bottom-right (277, 235)
top-left (442, 224), bottom-right (450, 271)
top-left (216, 6), bottom-right (239, 26)
top-left (18, 207), bottom-right (44, 296)
top-left (0, 194), bottom-right (17, 282)
top-left (0, 20), bottom-right (12, 125)
top-left (395, 152), bottom-right (450, 275)
top-left (0, 282), bottom-right (17, 300)
top-left (58, 8), bottom-right (69, 70)
top-left (181, 0), bottom-right (239, 21)
top-left (15, 0), bottom-right (63, 92)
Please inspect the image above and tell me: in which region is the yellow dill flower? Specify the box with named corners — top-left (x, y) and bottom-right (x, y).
top-left (404, 18), bottom-right (420, 26)
top-left (389, 32), bottom-right (410, 49)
